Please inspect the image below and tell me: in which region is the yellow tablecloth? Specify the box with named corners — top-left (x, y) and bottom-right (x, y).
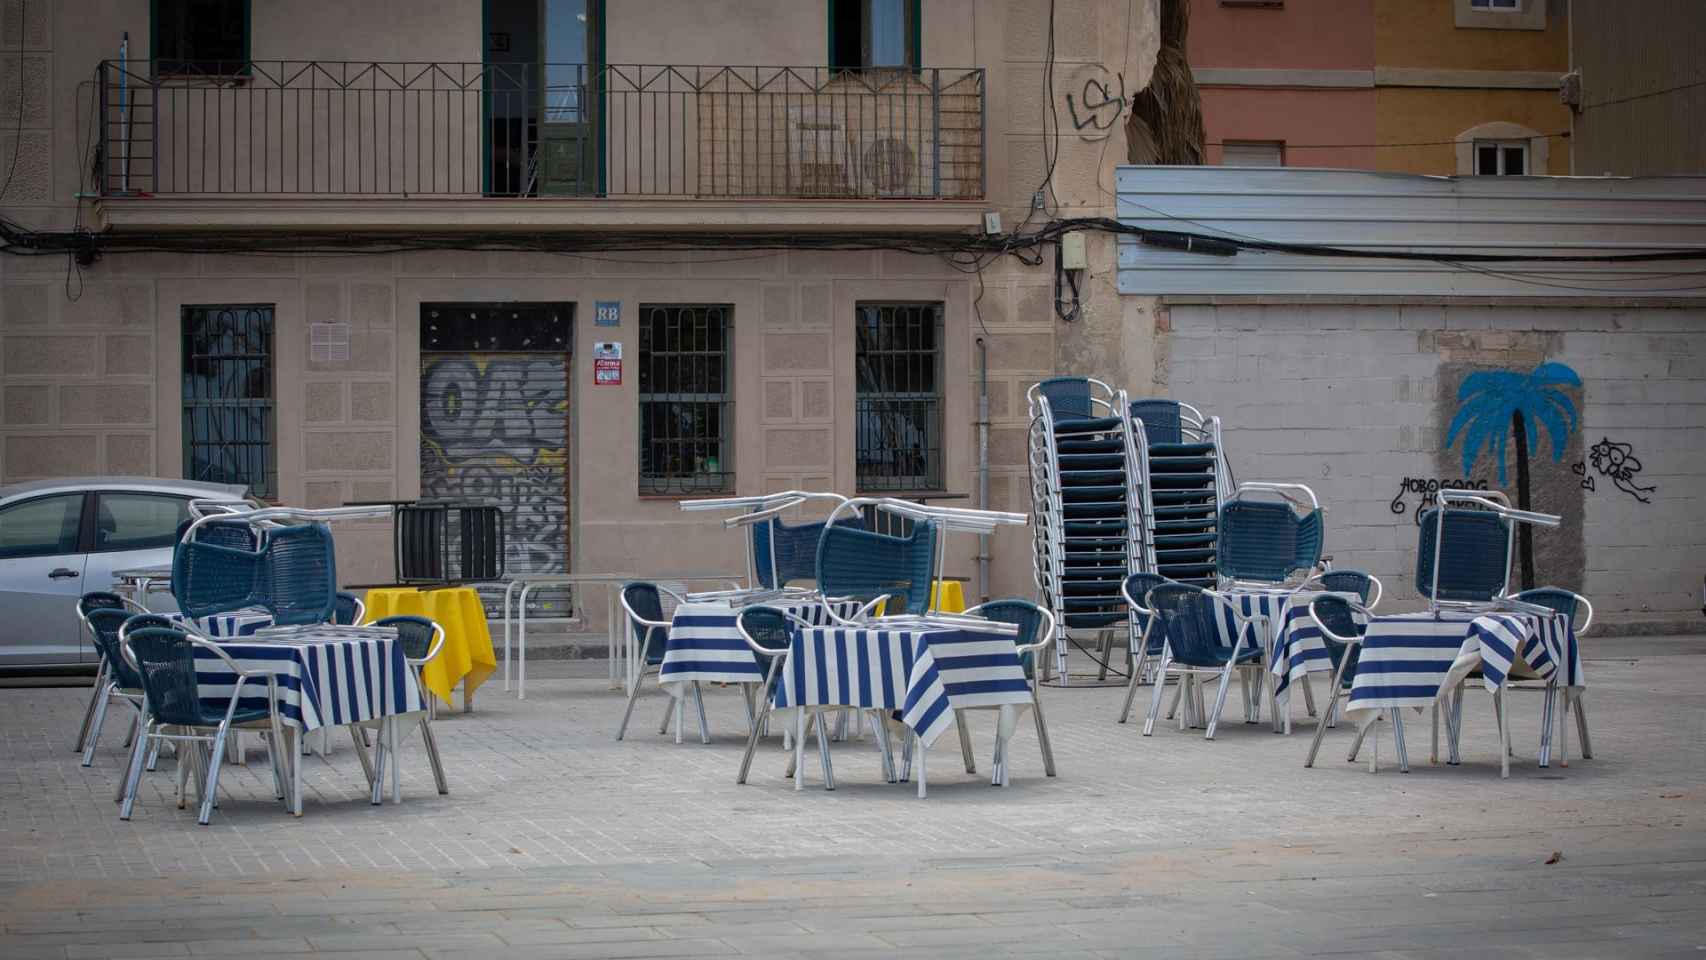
top-left (362, 586), bottom-right (496, 711)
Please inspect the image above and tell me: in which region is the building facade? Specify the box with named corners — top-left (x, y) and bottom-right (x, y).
top-left (1567, 0), bottom-right (1706, 176)
top-left (1192, 0), bottom-right (1570, 176)
top-left (0, 0), bottom-right (1163, 627)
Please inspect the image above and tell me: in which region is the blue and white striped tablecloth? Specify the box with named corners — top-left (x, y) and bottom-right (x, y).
top-left (194, 629), bottom-right (424, 730)
top-left (658, 598), bottom-right (864, 691)
top-left (1345, 611), bottom-right (1581, 721)
top-left (773, 622), bottom-right (1033, 747)
top-left (168, 609), bottom-right (274, 638)
top-left (1269, 593), bottom-right (1361, 705)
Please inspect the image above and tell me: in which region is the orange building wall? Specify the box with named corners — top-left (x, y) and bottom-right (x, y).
top-left (1375, 0), bottom-right (1568, 71)
top-left (1374, 87), bottom-right (1571, 175)
top-left (1189, 0), bottom-right (1373, 70)
top-left (1201, 88), bottom-right (1377, 170)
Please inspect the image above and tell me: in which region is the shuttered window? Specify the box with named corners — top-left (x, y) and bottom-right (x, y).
top-left (638, 304), bottom-right (733, 495)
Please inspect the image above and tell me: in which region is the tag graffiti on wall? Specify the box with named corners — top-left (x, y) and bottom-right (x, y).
top-left (1572, 437), bottom-right (1657, 503)
top-left (1063, 64), bottom-right (1128, 141)
top-left (1390, 477), bottom-right (1491, 525)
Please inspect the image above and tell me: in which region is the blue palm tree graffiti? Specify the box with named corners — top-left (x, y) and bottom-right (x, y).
top-left (1445, 361), bottom-right (1581, 589)
top-left (1446, 362), bottom-right (1581, 484)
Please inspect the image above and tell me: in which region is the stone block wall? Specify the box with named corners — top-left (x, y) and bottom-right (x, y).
top-left (1163, 301), bottom-right (1706, 627)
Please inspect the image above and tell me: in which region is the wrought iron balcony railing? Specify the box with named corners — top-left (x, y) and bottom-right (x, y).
top-left (96, 61), bottom-right (986, 201)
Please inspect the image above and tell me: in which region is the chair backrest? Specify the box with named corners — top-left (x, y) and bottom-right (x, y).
top-left (259, 523), bottom-right (339, 626)
top-left (1294, 509), bottom-right (1324, 573)
top-left (123, 626), bottom-right (206, 727)
top-left (374, 614), bottom-right (439, 661)
top-left (121, 613), bottom-right (178, 638)
top-left (1512, 587), bottom-right (1589, 634)
top-left (1147, 582), bottom-right (1226, 668)
top-left (85, 607), bottom-right (143, 689)
top-left (1122, 572), bottom-right (1172, 654)
top-left (1308, 594), bottom-right (1365, 686)
top-left (456, 505), bottom-right (506, 582)
top-left (967, 599), bottom-right (1047, 676)
top-left (736, 605), bottom-right (794, 655)
top-left (1316, 569), bottom-right (1376, 605)
top-left (1129, 399), bottom-right (1183, 445)
top-left (621, 582), bottom-right (671, 664)
top-left (1218, 499), bottom-right (1307, 583)
top-left (816, 519), bottom-right (938, 615)
top-left (752, 514), bottom-right (862, 589)
top-left (172, 521), bottom-right (267, 619)
top-left (395, 503), bottom-right (448, 582)
top-left (78, 591), bottom-right (128, 619)
top-left (333, 591), bottom-right (363, 625)
top-left (1032, 376), bottom-right (1098, 420)
top-left (1415, 507), bottom-right (1512, 603)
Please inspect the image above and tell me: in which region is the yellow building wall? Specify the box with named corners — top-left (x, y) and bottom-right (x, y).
top-left (1375, 87), bottom-right (1569, 175)
top-left (1375, 0), bottom-right (1567, 71)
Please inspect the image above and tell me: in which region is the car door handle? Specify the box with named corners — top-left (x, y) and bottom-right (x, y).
top-left (48, 567), bottom-right (81, 580)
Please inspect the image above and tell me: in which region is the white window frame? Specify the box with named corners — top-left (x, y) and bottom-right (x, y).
top-left (1455, 0), bottom-right (1546, 31)
top-left (1219, 140), bottom-right (1285, 168)
top-left (1472, 139), bottom-right (1529, 176)
top-left (1455, 121), bottom-right (1547, 175)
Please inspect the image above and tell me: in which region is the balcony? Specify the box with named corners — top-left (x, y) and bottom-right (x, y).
top-left (93, 61), bottom-right (987, 232)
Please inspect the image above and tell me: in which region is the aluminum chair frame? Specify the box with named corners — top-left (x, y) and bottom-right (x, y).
top-left (614, 582), bottom-right (708, 743)
top-left (963, 600), bottom-right (1058, 785)
top-left (1217, 481), bottom-right (1325, 591)
top-left (679, 490), bottom-right (851, 605)
top-left (1302, 593), bottom-right (1376, 770)
top-left (117, 628), bottom-right (289, 825)
top-left (1024, 378), bottom-right (1145, 684)
top-left (1141, 585), bottom-right (1269, 741)
top-left (1505, 586), bottom-right (1594, 769)
top-left (364, 616), bottom-right (449, 805)
top-left (818, 497), bottom-right (1027, 633)
top-left (72, 592), bottom-right (150, 758)
top-left (1116, 572), bottom-right (1177, 724)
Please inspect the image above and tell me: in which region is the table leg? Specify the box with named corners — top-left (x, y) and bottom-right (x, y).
top-left (1391, 710), bottom-right (1410, 773)
top-left (462, 674), bottom-right (474, 714)
top-left (1559, 688), bottom-right (1571, 768)
top-left (1498, 689), bottom-right (1511, 779)
top-left (793, 709), bottom-right (806, 792)
top-left (1538, 681), bottom-right (1556, 768)
top-left (916, 732), bottom-right (927, 799)
top-left (291, 726), bottom-right (304, 816)
top-left (390, 716), bottom-right (401, 804)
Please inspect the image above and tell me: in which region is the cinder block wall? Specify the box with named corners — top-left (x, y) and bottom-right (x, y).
top-left (1163, 301), bottom-right (1706, 627)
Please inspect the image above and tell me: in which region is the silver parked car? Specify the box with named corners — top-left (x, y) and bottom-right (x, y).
top-left (0, 477), bottom-right (249, 669)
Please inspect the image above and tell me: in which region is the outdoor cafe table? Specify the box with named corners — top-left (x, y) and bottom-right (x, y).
top-left (772, 620), bottom-right (1035, 797)
top-left (1212, 586), bottom-right (1348, 732)
top-left (191, 626), bottom-right (425, 813)
top-left (656, 597), bottom-right (864, 743)
top-left (362, 586), bottom-right (495, 712)
top-left (1341, 609), bottom-right (1582, 776)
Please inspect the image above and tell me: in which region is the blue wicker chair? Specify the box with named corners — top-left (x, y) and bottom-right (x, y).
top-left (333, 591), bottom-right (366, 626)
top-left (71, 591), bottom-right (148, 757)
top-left (815, 520), bottom-right (939, 621)
top-left (359, 615), bottom-right (448, 802)
top-left (963, 599), bottom-right (1058, 783)
top-left (117, 626), bottom-right (287, 825)
top-left (1303, 592), bottom-right (1375, 769)
top-left (614, 581), bottom-right (700, 742)
top-left (1140, 583), bottom-right (1266, 740)
top-left (1217, 483), bottom-right (1325, 588)
top-left (1117, 572), bottom-right (1174, 724)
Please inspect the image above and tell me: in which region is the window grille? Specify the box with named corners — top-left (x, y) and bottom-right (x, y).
top-left (639, 304), bottom-right (733, 495)
top-left (855, 302), bottom-right (943, 491)
top-left (182, 304), bottom-right (276, 499)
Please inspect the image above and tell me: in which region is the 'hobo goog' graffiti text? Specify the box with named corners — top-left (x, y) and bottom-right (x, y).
top-left (1390, 477), bottom-right (1490, 525)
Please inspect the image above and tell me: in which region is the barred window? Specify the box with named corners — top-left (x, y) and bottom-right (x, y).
top-left (855, 302), bottom-right (943, 491)
top-left (182, 304), bottom-right (276, 499)
top-left (639, 304), bottom-right (733, 495)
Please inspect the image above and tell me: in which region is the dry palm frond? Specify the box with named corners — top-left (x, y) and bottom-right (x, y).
top-left (1127, 0), bottom-right (1205, 165)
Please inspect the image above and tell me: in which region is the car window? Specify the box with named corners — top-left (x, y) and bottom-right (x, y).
top-left (94, 493), bottom-right (193, 552)
top-left (0, 494), bottom-right (85, 559)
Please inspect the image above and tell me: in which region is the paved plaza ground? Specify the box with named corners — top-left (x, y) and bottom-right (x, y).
top-left (4, 638), bottom-right (1706, 959)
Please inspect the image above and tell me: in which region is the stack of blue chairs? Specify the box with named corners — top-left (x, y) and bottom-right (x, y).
top-left (1130, 399), bottom-right (1226, 588)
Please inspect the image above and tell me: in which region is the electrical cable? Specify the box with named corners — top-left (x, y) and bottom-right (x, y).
top-left (0, 0), bottom-right (27, 206)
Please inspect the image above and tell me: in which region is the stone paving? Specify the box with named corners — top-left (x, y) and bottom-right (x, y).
top-left (3, 640), bottom-right (1706, 958)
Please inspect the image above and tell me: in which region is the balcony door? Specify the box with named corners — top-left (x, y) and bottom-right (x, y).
top-left (484, 0), bottom-right (601, 196)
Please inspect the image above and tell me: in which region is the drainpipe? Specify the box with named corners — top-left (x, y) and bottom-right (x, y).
top-left (976, 336), bottom-right (991, 603)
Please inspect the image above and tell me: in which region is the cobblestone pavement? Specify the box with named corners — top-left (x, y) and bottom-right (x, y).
top-left (3, 640), bottom-right (1705, 958)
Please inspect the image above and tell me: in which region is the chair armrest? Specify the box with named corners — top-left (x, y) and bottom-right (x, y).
top-left (1307, 595), bottom-right (1372, 645)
